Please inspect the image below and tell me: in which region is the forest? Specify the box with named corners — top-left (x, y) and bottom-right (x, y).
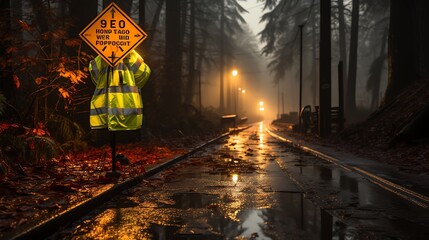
top-left (1, 0), bottom-right (429, 177)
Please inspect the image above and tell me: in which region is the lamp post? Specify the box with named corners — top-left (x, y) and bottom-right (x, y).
top-left (232, 69), bottom-right (238, 115)
top-left (197, 69), bottom-right (202, 112)
top-left (238, 88), bottom-right (246, 116)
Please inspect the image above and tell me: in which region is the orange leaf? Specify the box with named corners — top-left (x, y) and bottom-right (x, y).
top-left (58, 88), bottom-right (70, 100)
top-left (32, 128), bottom-right (46, 136)
top-left (34, 77), bottom-right (47, 85)
top-left (17, 19), bottom-right (31, 31)
top-left (13, 74), bottom-right (20, 89)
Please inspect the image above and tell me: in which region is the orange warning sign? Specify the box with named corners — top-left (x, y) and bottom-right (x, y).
top-left (79, 2), bottom-right (147, 67)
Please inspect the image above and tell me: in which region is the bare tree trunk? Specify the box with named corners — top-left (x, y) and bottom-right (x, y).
top-left (139, 0), bottom-right (146, 27)
top-left (180, 0), bottom-right (188, 45)
top-left (319, 0), bottom-right (332, 137)
top-left (69, 0), bottom-right (98, 129)
top-left (146, 0), bottom-right (164, 51)
top-left (346, 0), bottom-right (359, 118)
top-left (369, 28), bottom-right (388, 110)
top-left (416, 0), bottom-right (429, 81)
top-left (0, 0), bottom-right (15, 102)
top-left (337, 0), bottom-right (348, 89)
top-left (30, 0), bottom-right (50, 125)
top-left (184, 0), bottom-right (196, 105)
top-left (311, 8), bottom-right (318, 106)
top-left (162, 0), bottom-right (182, 117)
top-left (384, 0), bottom-right (417, 103)
top-left (104, 0), bottom-right (133, 14)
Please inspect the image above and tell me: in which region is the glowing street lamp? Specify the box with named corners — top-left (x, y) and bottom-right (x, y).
top-left (259, 101), bottom-right (265, 111)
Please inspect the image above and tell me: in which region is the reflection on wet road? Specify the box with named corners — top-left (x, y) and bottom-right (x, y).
top-left (50, 122), bottom-right (429, 239)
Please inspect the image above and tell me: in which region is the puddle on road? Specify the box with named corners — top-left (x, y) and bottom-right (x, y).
top-left (145, 204), bottom-right (346, 240)
top-left (52, 166), bottom-right (356, 239)
top-left (274, 145), bottom-right (429, 239)
top-left (171, 192), bottom-right (218, 209)
top-left (60, 193), bottom-right (348, 240)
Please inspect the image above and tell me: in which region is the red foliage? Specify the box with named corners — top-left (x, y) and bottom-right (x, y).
top-left (0, 122), bottom-right (19, 134)
top-left (0, 134), bottom-right (212, 236)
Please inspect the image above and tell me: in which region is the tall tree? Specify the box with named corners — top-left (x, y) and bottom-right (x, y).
top-left (345, 0), bottom-right (359, 117)
top-left (260, 0), bottom-right (317, 80)
top-left (184, 0), bottom-right (196, 106)
top-left (139, 0), bottom-right (146, 27)
top-left (146, 0), bottom-right (164, 50)
top-left (366, 28), bottom-right (387, 110)
top-left (311, 7), bottom-right (318, 106)
top-left (103, 0), bottom-right (133, 14)
top-left (69, 0), bottom-right (98, 129)
top-left (0, 0), bottom-right (15, 102)
top-left (319, 0), bottom-right (332, 137)
top-left (162, 0), bottom-right (182, 119)
top-left (337, 0), bottom-right (348, 88)
top-left (181, 0), bottom-right (246, 111)
top-left (384, 0), bottom-right (429, 103)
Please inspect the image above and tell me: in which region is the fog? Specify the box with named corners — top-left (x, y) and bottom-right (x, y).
top-left (201, 0), bottom-right (390, 124)
top-left (201, 25), bottom-right (278, 121)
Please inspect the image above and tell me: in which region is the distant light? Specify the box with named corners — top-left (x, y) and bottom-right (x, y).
top-left (259, 107), bottom-right (265, 111)
top-left (232, 174), bottom-right (239, 184)
top-left (232, 69), bottom-right (238, 76)
top-left (238, 87), bottom-right (242, 91)
top-left (259, 101), bottom-right (264, 106)
top-left (241, 89), bottom-right (246, 93)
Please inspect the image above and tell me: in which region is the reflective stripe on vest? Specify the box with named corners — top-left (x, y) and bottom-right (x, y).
top-left (90, 107), bottom-right (142, 116)
top-left (92, 86), bottom-right (140, 96)
top-left (129, 59), bottom-right (142, 73)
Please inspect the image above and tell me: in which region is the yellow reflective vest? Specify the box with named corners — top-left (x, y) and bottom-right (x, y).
top-left (88, 50), bottom-right (150, 131)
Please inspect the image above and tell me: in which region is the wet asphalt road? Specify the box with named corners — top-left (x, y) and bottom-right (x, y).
top-left (48, 122), bottom-right (429, 240)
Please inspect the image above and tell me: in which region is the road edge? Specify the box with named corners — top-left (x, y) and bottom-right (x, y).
top-left (266, 126), bottom-right (429, 209)
top-left (8, 126), bottom-right (250, 240)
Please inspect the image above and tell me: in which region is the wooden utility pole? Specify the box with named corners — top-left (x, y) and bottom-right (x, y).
top-left (299, 24), bottom-right (304, 132)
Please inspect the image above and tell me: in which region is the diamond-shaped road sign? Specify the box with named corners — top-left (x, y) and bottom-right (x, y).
top-left (79, 2), bottom-right (147, 67)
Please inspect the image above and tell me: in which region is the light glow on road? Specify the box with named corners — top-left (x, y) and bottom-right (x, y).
top-left (232, 174), bottom-right (239, 184)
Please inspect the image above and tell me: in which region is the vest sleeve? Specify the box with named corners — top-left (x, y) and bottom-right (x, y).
top-left (129, 51), bottom-right (151, 89)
